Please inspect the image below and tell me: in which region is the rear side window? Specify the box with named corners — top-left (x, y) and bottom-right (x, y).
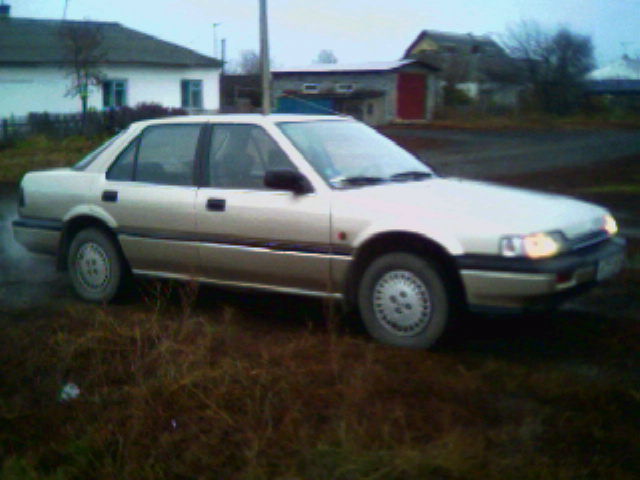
top-left (74, 131), bottom-right (125, 171)
top-left (106, 124), bottom-right (202, 186)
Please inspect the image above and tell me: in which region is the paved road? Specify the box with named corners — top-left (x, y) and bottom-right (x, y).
top-left (385, 128), bottom-right (640, 178)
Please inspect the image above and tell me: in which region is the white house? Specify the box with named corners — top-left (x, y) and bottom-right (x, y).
top-left (0, 5), bottom-right (221, 117)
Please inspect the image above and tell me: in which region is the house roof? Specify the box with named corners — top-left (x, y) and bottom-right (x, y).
top-left (0, 17), bottom-right (221, 68)
top-left (587, 56), bottom-right (640, 81)
top-left (403, 30), bottom-right (505, 59)
top-left (403, 29), bottom-right (523, 83)
top-left (272, 59), bottom-right (439, 74)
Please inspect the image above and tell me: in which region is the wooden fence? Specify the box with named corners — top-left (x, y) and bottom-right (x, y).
top-left (1, 113), bottom-right (88, 142)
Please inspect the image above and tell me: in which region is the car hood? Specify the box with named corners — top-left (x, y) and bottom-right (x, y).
top-left (333, 177), bottom-right (608, 241)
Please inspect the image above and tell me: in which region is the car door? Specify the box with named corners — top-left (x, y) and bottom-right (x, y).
top-left (195, 123), bottom-right (332, 294)
top-left (101, 123), bottom-right (203, 276)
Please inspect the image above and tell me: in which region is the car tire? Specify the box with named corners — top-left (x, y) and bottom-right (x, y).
top-left (357, 252), bottom-right (450, 349)
top-left (67, 227), bottom-right (125, 303)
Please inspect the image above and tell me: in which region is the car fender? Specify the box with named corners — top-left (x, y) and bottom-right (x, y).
top-left (351, 222), bottom-right (465, 256)
top-left (63, 204), bottom-right (118, 230)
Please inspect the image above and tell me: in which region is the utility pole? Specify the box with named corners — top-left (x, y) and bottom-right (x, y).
top-left (221, 38), bottom-right (227, 74)
top-left (259, 0), bottom-right (271, 114)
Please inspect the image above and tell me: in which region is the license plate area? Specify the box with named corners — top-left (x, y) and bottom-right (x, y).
top-left (597, 254), bottom-right (624, 281)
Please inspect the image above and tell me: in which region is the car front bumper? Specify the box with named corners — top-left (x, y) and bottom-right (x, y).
top-left (456, 236), bottom-right (626, 311)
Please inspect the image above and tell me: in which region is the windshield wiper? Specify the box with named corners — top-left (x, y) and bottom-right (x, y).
top-left (331, 176), bottom-right (388, 187)
top-left (389, 171), bottom-right (434, 182)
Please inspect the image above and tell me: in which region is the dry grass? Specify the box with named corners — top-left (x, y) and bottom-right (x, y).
top-left (1, 130), bottom-right (639, 479)
top-left (1, 276), bottom-right (639, 479)
top-left (0, 135), bottom-right (107, 183)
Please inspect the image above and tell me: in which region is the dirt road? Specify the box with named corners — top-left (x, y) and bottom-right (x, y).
top-left (384, 127), bottom-right (640, 178)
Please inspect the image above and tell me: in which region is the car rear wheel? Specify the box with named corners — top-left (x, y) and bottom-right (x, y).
top-left (358, 252), bottom-right (450, 349)
top-left (68, 228), bottom-right (124, 303)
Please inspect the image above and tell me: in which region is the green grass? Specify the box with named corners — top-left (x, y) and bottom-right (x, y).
top-left (0, 135), bottom-right (107, 183)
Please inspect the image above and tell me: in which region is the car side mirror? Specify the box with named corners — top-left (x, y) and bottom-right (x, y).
top-left (264, 169), bottom-right (313, 195)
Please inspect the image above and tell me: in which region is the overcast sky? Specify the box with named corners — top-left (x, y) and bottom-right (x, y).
top-left (8, 0), bottom-right (640, 68)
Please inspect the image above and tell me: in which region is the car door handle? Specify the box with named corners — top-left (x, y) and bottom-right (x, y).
top-left (206, 198), bottom-right (226, 212)
top-left (102, 190), bottom-right (118, 202)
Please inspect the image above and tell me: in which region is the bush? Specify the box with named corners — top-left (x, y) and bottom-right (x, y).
top-left (103, 103), bottom-right (187, 133)
top-left (6, 104), bottom-right (188, 143)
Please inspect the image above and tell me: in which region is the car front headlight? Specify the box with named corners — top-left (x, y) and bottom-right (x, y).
top-left (500, 231), bottom-right (565, 259)
top-left (603, 214), bottom-right (618, 236)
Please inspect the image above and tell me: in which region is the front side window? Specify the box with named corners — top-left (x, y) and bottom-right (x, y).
top-left (103, 79), bottom-right (127, 108)
top-left (106, 124), bottom-right (201, 186)
top-left (208, 124), bottom-right (295, 189)
top-left (181, 80), bottom-right (203, 109)
top-left (278, 120), bottom-right (433, 188)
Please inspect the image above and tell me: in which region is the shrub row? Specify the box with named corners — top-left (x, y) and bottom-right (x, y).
top-left (1, 103), bottom-right (187, 146)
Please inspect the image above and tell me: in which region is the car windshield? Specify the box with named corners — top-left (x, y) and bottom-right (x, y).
top-left (278, 120), bottom-right (434, 188)
top-left (72, 130), bottom-right (126, 171)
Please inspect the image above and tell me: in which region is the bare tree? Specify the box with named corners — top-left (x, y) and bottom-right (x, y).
top-left (314, 49), bottom-right (338, 64)
top-left (236, 49), bottom-right (261, 74)
top-left (505, 20), bottom-right (594, 114)
top-left (59, 22), bottom-right (105, 129)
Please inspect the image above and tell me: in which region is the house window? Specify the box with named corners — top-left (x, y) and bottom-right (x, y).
top-left (302, 83), bottom-right (319, 94)
top-left (336, 83), bottom-right (355, 93)
top-left (103, 79), bottom-right (127, 108)
top-left (181, 79), bottom-right (203, 109)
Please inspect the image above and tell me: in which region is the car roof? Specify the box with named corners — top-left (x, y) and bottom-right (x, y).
top-left (130, 113), bottom-right (352, 128)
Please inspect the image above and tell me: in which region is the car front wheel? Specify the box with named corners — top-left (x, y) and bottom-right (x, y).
top-left (68, 228), bottom-right (124, 303)
top-left (358, 252), bottom-right (450, 349)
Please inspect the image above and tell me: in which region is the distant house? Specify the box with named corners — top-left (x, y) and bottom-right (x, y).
top-left (586, 55), bottom-right (640, 95)
top-left (0, 5), bottom-right (221, 117)
top-left (403, 29), bottom-right (523, 108)
top-left (272, 60), bottom-right (439, 125)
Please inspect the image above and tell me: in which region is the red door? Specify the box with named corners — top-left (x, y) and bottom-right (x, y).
top-left (397, 73), bottom-right (426, 120)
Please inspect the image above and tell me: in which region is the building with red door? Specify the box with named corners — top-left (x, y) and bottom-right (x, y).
top-left (271, 60), bottom-right (439, 125)
top-left (403, 29), bottom-right (524, 110)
